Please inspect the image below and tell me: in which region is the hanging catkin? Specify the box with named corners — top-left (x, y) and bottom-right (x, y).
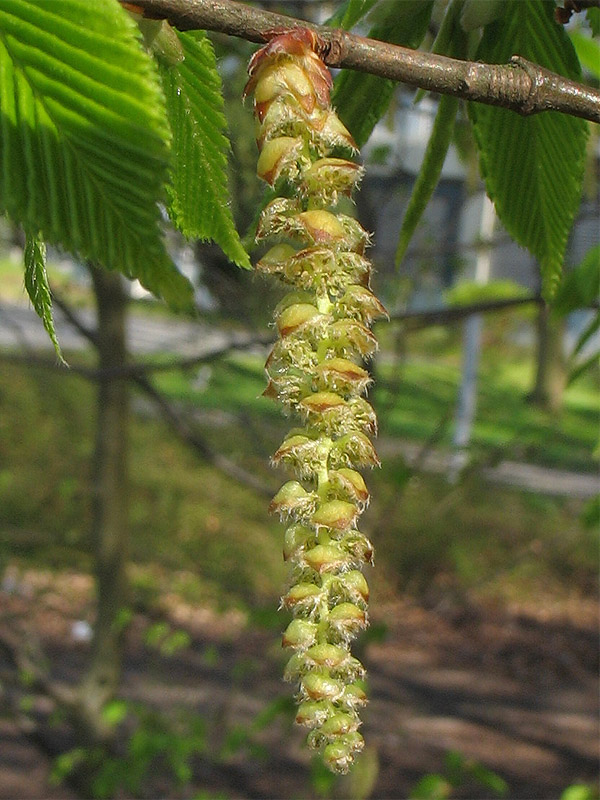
top-left (244, 29), bottom-right (385, 773)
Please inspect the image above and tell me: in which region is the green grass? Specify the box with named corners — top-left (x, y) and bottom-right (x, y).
top-left (153, 347), bottom-right (599, 473)
top-left (0, 361), bottom-right (596, 614)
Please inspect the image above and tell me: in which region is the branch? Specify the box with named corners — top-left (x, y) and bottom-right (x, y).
top-left (128, 0), bottom-right (600, 123)
top-left (51, 292), bottom-right (273, 496)
top-left (388, 295), bottom-right (544, 328)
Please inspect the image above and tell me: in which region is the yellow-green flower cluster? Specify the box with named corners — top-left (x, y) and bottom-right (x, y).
top-left (245, 29), bottom-right (385, 773)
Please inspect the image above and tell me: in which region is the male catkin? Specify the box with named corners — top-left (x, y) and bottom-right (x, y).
top-left (244, 29), bottom-right (385, 773)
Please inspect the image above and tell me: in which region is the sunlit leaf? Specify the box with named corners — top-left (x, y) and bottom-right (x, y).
top-left (23, 231), bottom-right (64, 362)
top-left (160, 30), bottom-right (251, 268)
top-left (469, 0), bottom-right (588, 298)
top-left (0, 0), bottom-right (193, 308)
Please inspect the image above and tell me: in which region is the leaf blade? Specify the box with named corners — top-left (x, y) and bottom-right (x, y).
top-left (0, 0), bottom-right (193, 308)
top-left (160, 30), bottom-right (250, 268)
top-left (469, 0), bottom-right (588, 299)
top-left (23, 231), bottom-right (64, 362)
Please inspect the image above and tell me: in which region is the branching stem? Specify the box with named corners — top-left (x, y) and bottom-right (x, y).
top-left (126, 0), bottom-right (600, 123)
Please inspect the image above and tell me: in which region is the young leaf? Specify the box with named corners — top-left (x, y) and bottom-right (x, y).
top-left (395, 0), bottom-right (467, 266)
top-left (0, 0), bottom-right (192, 308)
top-left (332, 0), bottom-right (434, 147)
top-left (569, 29), bottom-right (600, 79)
top-left (552, 245), bottom-right (600, 315)
top-left (159, 30), bottom-right (251, 268)
top-left (586, 8), bottom-right (600, 37)
top-left (395, 96), bottom-right (459, 266)
top-left (23, 232), bottom-right (64, 362)
top-left (469, 0), bottom-right (588, 299)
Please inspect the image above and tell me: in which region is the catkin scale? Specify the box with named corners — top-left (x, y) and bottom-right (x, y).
top-left (245, 29), bottom-right (384, 774)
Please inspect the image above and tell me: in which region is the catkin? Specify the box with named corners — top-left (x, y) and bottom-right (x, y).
top-left (245, 29), bottom-right (385, 773)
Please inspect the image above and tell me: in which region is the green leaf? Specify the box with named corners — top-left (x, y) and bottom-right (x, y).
top-left (160, 30), bottom-right (250, 268)
top-left (469, 762), bottom-right (509, 796)
top-left (332, 0), bottom-right (434, 147)
top-left (561, 783), bottom-right (600, 800)
top-left (409, 774), bottom-right (451, 800)
top-left (0, 0), bottom-right (193, 308)
top-left (395, 95), bottom-right (458, 266)
top-left (553, 245), bottom-right (600, 315)
top-left (396, 0), bottom-right (468, 265)
top-left (569, 29), bottom-right (600, 79)
top-left (469, 0), bottom-right (588, 299)
top-left (572, 312), bottom-right (599, 358)
top-left (568, 349), bottom-right (599, 386)
top-left (460, 0), bottom-right (504, 32)
top-left (325, 0), bottom-right (379, 30)
top-left (23, 232), bottom-right (64, 362)
top-left (586, 8), bottom-right (600, 38)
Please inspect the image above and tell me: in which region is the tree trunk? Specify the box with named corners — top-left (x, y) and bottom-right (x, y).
top-left (76, 266), bottom-right (129, 743)
top-left (527, 302), bottom-right (566, 412)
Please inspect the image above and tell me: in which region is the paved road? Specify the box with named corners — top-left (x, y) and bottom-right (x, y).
top-left (1, 300), bottom-right (598, 499)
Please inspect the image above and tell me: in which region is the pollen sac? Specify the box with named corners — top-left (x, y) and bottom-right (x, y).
top-left (312, 499), bottom-right (358, 531)
top-left (276, 303), bottom-right (322, 337)
top-left (329, 468), bottom-right (370, 507)
top-left (301, 158), bottom-right (364, 206)
top-left (335, 285), bottom-right (388, 325)
top-left (282, 618), bottom-right (318, 649)
top-left (281, 582), bottom-right (323, 611)
top-left (301, 671), bottom-right (344, 702)
top-left (283, 523), bottom-right (314, 561)
top-left (247, 27), bottom-right (384, 774)
top-left (315, 357), bottom-right (371, 396)
top-left (328, 603), bottom-right (368, 637)
top-left (269, 481), bottom-right (318, 520)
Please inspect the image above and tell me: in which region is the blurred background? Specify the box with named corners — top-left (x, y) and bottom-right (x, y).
top-left (0, 3), bottom-right (598, 798)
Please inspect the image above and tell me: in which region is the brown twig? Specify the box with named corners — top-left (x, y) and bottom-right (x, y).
top-left (556, 0), bottom-right (600, 24)
top-left (126, 0), bottom-right (600, 123)
top-left (51, 292), bottom-right (274, 496)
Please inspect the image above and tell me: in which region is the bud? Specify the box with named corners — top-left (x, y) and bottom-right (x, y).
top-left (341, 530), bottom-right (374, 565)
top-left (301, 158), bottom-right (363, 205)
top-left (335, 285), bottom-right (388, 324)
top-left (329, 319), bottom-right (378, 359)
top-left (338, 570), bottom-right (370, 605)
top-left (339, 683), bottom-right (368, 709)
top-left (323, 732), bottom-right (364, 772)
top-left (283, 651), bottom-right (308, 682)
top-left (296, 210), bottom-right (347, 245)
top-left (256, 243), bottom-right (297, 277)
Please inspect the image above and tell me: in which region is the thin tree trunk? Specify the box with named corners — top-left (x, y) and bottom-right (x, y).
top-left (528, 302), bottom-right (567, 412)
top-left (76, 266), bottom-right (129, 742)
